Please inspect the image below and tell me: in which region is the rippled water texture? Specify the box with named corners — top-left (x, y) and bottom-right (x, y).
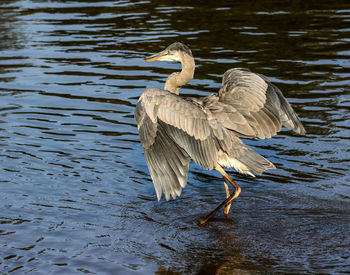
top-left (1, 0), bottom-right (349, 274)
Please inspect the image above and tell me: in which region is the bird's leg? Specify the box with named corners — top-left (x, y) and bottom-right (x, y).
top-left (223, 179), bottom-right (231, 218)
top-left (198, 164), bottom-right (241, 226)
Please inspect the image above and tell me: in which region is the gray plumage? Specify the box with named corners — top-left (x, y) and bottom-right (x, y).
top-left (135, 42), bottom-right (305, 201)
top-left (166, 42), bottom-right (193, 57)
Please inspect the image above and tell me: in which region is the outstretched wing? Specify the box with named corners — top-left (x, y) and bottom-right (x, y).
top-left (135, 88), bottom-right (219, 201)
top-left (218, 68), bottom-right (306, 138)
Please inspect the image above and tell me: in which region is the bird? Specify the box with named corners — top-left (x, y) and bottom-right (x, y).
top-left (135, 42), bottom-right (305, 226)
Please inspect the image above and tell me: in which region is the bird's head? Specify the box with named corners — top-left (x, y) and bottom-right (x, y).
top-left (144, 42), bottom-right (193, 63)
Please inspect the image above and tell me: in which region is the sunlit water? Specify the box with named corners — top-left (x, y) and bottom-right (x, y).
top-left (0, 0), bottom-right (349, 274)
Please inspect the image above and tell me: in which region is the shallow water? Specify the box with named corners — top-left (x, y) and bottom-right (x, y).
top-left (0, 0), bottom-right (349, 274)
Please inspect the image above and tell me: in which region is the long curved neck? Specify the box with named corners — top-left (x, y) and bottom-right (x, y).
top-left (164, 54), bottom-right (195, 95)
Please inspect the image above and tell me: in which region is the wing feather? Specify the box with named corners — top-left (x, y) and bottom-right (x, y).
top-left (137, 110), bottom-right (191, 200)
top-left (219, 68), bottom-right (267, 112)
top-left (135, 88), bottom-right (221, 200)
top-left (218, 68), bottom-right (305, 138)
top-left (140, 88), bottom-right (211, 140)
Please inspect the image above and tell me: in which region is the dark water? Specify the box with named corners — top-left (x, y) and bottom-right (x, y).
top-left (1, 0), bottom-right (349, 274)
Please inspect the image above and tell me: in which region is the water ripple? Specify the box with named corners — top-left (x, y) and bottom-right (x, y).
top-left (0, 0), bottom-right (349, 274)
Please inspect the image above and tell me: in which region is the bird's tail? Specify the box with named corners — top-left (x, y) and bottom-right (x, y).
top-left (238, 145), bottom-right (276, 176)
top-left (218, 138), bottom-right (276, 177)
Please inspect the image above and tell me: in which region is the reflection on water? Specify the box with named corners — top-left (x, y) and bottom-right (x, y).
top-left (0, 0), bottom-right (349, 273)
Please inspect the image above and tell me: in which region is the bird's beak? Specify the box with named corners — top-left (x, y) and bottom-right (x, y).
top-left (144, 50), bottom-right (168, 62)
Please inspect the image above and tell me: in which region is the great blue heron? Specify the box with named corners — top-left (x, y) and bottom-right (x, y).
top-left (135, 42), bottom-right (305, 225)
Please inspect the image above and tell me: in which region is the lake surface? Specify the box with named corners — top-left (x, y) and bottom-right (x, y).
top-left (0, 0), bottom-right (349, 274)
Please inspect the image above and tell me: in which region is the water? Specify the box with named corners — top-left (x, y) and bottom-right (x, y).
top-left (0, 0), bottom-right (349, 274)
